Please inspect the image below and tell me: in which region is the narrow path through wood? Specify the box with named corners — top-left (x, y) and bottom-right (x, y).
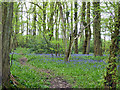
top-left (20, 59), bottom-right (72, 88)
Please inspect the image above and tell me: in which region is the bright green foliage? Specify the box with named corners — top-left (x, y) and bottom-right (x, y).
top-left (17, 35), bottom-right (65, 54)
top-left (10, 61), bottom-right (50, 88)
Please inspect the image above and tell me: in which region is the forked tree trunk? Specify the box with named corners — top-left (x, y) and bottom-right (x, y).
top-left (58, 2), bottom-right (68, 61)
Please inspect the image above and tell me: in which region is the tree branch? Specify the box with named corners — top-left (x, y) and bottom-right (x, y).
top-left (29, 2), bottom-right (43, 11)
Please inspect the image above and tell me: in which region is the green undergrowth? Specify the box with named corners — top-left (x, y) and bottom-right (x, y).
top-left (10, 54), bottom-right (106, 88)
top-left (12, 47), bottom-right (31, 54)
top-left (70, 55), bottom-right (108, 61)
top-left (10, 61), bottom-right (51, 88)
top-left (10, 47), bottom-right (119, 88)
top-left (27, 55), bottom-right (106, 88)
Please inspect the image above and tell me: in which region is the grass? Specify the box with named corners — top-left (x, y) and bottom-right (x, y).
top-left (27, 55), bottom-right (106, 88)
top-left (10, 60), bottom-right (51, 88)
top-left (10, 47), bottom-right (120, 88)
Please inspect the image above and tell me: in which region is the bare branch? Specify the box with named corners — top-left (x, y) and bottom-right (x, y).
top-left (29, 2), bottom-right (43, 11)
top-left (104, 2), bottom-right (115, 19)
top-left (74, 15), bottom-right (97, 40)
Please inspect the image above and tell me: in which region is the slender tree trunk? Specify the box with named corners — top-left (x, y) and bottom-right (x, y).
top-left (55, 4), bottom-right (58, 57)
top-left (2, 2), bottom-right (14, 88)
top-left (58, 9), bottom-right (60, 57)
top-left (29, 12), bottom-right (32, 35)
top-left (71, 2), bottom-right (73, 36)
top-left (103, 36), bottom-right (106, 52)
top-left (71, 2), bottom-right (73, 55)
top-left (93, 1), bottom-right (102, 56)
top-left (118, 2), bottom-right (120, 87)
top-left (86, 2), bottom-right (91, 54)
top-left (13, 3), bottom-right (20, 48)
top-left (21, 3), bottom-right (24, 34)
top-left (0, 4), bottom-right (2, 88)
top-left (26, 13), bottom-right (29, 44)
top-left (49, 2), bottom-right (54, 41)
top-left (43, 2), bottom-right (47, 32)
top-left (33, 5), bottom-right (36, 36)
top-left (74, 0), bottom-right (78, 54)
top-left (25, 3), bottom-right (29, 44)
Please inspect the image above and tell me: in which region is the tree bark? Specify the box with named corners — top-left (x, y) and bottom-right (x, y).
top-left (81, 2), bottom-right (88, 54)
top-left (49, 2), bottom-right (54, 41)
top-left (55, 4), bottom-right (59, 57)
top-left (93, 1), bottom-right (102, 56)
top-left (74, 0), bottom-right (78, 54)
top-left (104, 2), bottom-right (120, 89)
top-left (33, 5), bottom-right (36, 36)
top-left (0, 4), bottom-right (2, 88)
top-left (21, 3), bottom-right (24, 34)
top-left (86, 2), bottom-right (91, 54)
top-left (43, 2), bottom-right (47, 32)
top-left (2, 2), bottom-right (14, 88)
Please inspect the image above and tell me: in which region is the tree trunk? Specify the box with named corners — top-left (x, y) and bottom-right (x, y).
top-left (93, 1), bottom-right (102, 56)
top-left (58, 8), bottom-right (60, 57)
top-left (29, 11), bottom-right (32, 35)
top-left (86, 2), bottom-right (91, 54)
top-left (49, 2), bottom-right (54, 41)
top-left (25, 3), bottom-right (29, 43)
top-left (0, 4), bottom-right (2, 88)
top-left (13, 3), bottom-right (20, 48)
top-left (74, 0), bottom-right (78, 54)
top-left (55, 4), bottom-right (59, 57)
top-left (81, 2), bottom-right (87, 54)
top-left (43, 2), bottom-right (47, 32)
top-left (104, 2), bottom-right (120, 89)
top-left (58, 2), bottom-right (68, 61)
top-left (21, 3), bottom-right (24, 34)
top-left (33, 5), bottom-right (36, 36)
top-left (2, 2), bottom-right (14, 88)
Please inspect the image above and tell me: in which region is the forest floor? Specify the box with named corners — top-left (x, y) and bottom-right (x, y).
top-left (19, 59), bottom-right (72, 88)
top-left (10, 47), bottom-right (120, 88)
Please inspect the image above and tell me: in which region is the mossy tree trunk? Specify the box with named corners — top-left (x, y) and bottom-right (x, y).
top-left (104, 2), bottom-right (120, 88)
top-left (2, 2), bottom-right (14, 88)
top-left (49, 2), bottom-right (54, 41)
top-left (14, 3), bottom-right (20, 48)
top-left (93, 1), bottom-right (102, 56)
